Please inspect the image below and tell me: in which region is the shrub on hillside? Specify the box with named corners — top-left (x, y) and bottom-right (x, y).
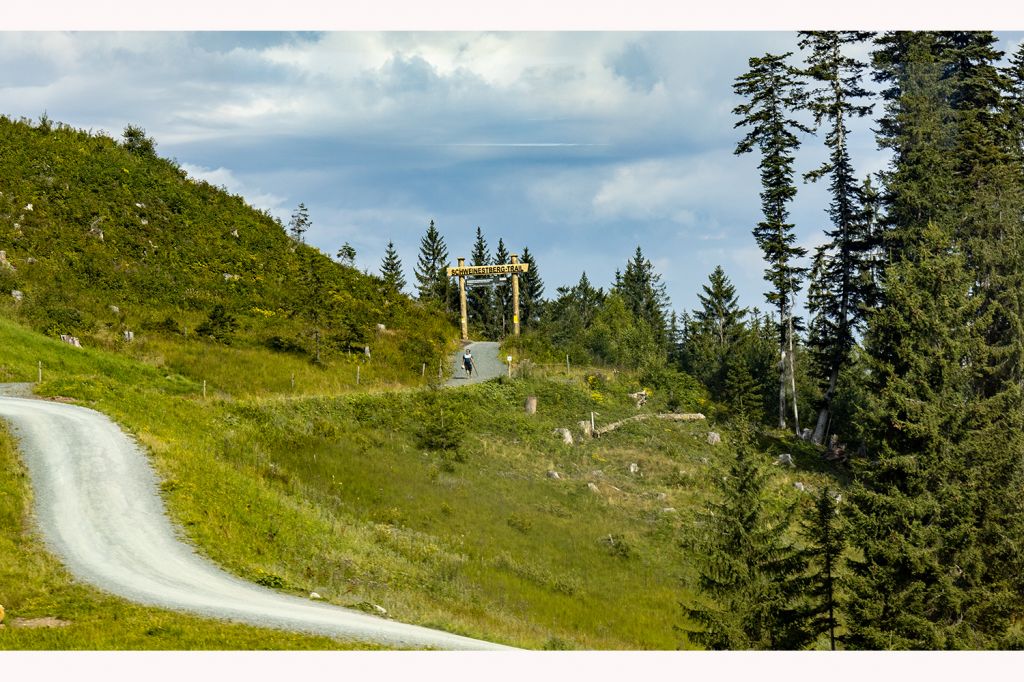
top-left (195, 304), bottom-right (237, 343)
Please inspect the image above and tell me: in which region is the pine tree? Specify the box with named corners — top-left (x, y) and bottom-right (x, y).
top-left (545, 272), bottom-right (605, 350)
top-left (519, 246), bottom-right (544, 329)
top-left (733, 52), bottom-right (812, 432)
top-left (686, 265), bottom-right (747, 396)
top-left (798, 31), bottom-right (876, 444)
top-left (380, 240), bottom-right (406, 293)
top-left (467, 227), bottom-right (494, 336)
top-left (493, 238), bottom-right (512, 336)
top-left (615, 246), bottom-right (669, 346)
top-left (414, 220), bottom-right (451, 305)
top-left (800, 487), bottom-right (845, 650)
top-left (684, 438), bottom-right (811, 649)
top-left (843, 33), bottom-right (1003, 647)
top-left (288, 203), bottom-right (311, 243)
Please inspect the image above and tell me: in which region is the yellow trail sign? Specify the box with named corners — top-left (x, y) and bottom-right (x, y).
top-left (446, 263), bottom-right (529, 277)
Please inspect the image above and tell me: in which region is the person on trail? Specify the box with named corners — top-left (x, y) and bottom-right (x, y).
top-left (463, 348), bottom-right (475, 377)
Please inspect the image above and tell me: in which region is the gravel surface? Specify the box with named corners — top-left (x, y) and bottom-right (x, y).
top-left (0, 387), bottom-right (512, 650)
top-left (445, 341), bottom-right (506, 386)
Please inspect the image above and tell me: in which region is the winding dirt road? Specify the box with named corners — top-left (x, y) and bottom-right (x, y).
top-left (0, 388), bottom-right (511, 650)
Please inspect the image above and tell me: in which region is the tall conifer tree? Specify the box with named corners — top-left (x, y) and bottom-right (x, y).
top-left (519, 246), bottom-right (544, 329)
top-left (684, 439), bottom-right (811, 649)
top-left (733, 52), bottom-right (812, 432)
top-left (798, 31), bottom-right (876, 444)
top-left (380, 240), bottom-right (406, 293)
top-left (493, 238), bottom-right (512, 334)
top-left (414, 220), bottom-right (451, 306)
top-left (467, 227), bottom-right (494, 336)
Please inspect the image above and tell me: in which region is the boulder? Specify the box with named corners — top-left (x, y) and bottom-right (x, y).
top-left (707, 432), bottom-right (721, 445)
top-left (123, 331), bottom-right (134, 342)
top-left (775, 453), bottom-right (795, 467)
top-left (587, 482), bottom-right (600, 494)
top-left (309, 592), bottom-right (322, 600)
top-left (628, 462), bottom-right (639, 475)
top-left (0, 251), bottom-right (13, 270)
top-left (794, 481), bottom-right (806, 492)
top-left (552, 428), bottom-right (573, 445)
top-left (525, 396), bottom-right (538, 414)
top-left (546, 470), bottom-right (561, 480)
top-left (11, 290), bottom-right (23, 302)
top-left (59, 334), bottom-right (82, 348)
top-left (109, 305), bottom-right (120, 314)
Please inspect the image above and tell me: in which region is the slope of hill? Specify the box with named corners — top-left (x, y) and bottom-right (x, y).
top-left (0, 115), bottom-right (452, 383)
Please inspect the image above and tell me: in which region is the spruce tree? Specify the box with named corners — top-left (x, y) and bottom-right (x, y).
top-left (493, 238), bottom-right (512, 334)
top-left (615, 246), bottom-right (669, 346)
top-left (800, 487), bottom-right (845, 650)
top-left (846, 33), bottom-right (995, 648)
top-left (684, 439), bottom-right (811, 649)
top-left (380, 240), bottom-right (406, 293)
top-left (467, 227), bottom-right (494, 336)
top-left (686, 266), bottom-right (747, 397)
top-left (519, 246), bottom-right (544, 329)
top-left (414, 220), bottom-right (451, 305)
top-left (798, 31), bottom-right (876, 444)
top-left (733, 52), bottom-right (812, 432)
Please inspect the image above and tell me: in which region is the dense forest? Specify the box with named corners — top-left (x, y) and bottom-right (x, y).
top-left (393, 30), bottom-right (1024, 649)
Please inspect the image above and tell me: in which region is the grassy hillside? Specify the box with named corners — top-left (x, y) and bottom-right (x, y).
top-left (0, 316), bottom-right (839, 649)
top-left (0, 115), bottom-right (454, 384)
top-left (0, 420), bottom-right (379, 650)
top-left (0, 114), bottom-right (846, 650)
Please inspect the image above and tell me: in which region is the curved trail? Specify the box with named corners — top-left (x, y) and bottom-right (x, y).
top-left (0, 388), bottom-right (511, 650)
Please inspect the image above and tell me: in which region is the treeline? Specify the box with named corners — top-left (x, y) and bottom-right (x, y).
top-left (377, 221), bottom-right (544, 339)
top-left (684, 30), bottom-right (1024, 650)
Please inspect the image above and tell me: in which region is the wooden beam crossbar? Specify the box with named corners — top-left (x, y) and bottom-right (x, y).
top-left (451, 254), bottom-right (527, 341)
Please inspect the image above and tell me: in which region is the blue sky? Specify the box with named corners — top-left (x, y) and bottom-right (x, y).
top-left (2, 29), bottom-right (1022, 317)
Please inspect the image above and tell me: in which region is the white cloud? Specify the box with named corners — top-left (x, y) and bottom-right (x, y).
top-left (179, 163), bottom-right (286, 214)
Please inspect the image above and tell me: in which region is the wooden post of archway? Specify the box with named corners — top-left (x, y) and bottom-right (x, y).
top-left (511, 253), bottom-right (521, 337)
top-left (447, 256), bottom-right (529, 342)
top-left (456, 257), bottom-right (468, 341)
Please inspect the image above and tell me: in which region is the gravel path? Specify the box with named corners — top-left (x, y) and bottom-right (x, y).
top-left (445, 341), bottom-right (505, 386)
top-left (0, 387), bottom-right (512, 650)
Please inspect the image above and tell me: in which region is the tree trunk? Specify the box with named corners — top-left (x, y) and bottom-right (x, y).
top-left (778, 348), bottom-right (788, 429)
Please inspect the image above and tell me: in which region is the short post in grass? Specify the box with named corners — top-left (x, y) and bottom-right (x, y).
top-left (421, 362), bottom-right (426, 377)
top-left (356, 365), bottom-right (361, 385)
top-left (591, 411), bottom-right (595, 433)
top-left (203, 380), bottom-right (207, 399)
top-left (38, 360), bottom-right (42, 383)
top-left (507, 355), bottom-right (513, 378)
top-left (290, 373), bottom-right (295, 390)
top-left (566, 354), bottom-right (570, 373)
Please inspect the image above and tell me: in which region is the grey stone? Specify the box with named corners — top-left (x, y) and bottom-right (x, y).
top-left (775, 453), bottom-right (795, 467)
top-left (553, 428), bottom-right (573, 445)
top-left (587, 482), bottom-right (600, 494)
top-left (546, 470), bottom-right (561, 480)
top-left (707, 432), bottom-right (721, 445)
top-left (10, 290), bottom-right (23, 302)
top-left (628, 462), bottom-right (639, 475)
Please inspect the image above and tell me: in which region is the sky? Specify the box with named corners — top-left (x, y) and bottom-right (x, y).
top-left (2, 21), bottom-right (1022, 319)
